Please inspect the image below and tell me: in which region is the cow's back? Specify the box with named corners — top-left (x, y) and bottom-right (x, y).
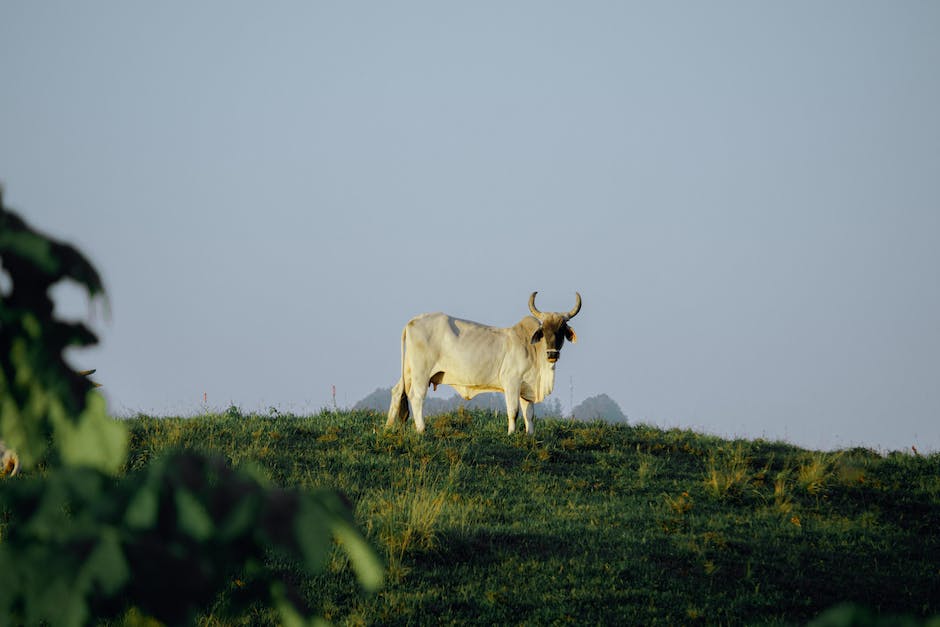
top-left (404, 312), bottom-right (514, 379)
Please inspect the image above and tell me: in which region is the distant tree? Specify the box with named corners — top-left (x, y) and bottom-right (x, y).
top-left (571, 394), bottom-right (627, 423)
top-left (353, 387), bottom-right (391, 412)
top-left (354, 388), bottom-right (564, 418)
top-left (459, 393), bottom-right (562, 417)
top-left (536, 397), bottom-right (564, 417)
top-left (463, 393), bottom-right (503, 412)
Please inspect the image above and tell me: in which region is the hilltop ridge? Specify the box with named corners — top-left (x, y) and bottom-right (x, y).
top-left (124, 409), bottom-right (940, 625)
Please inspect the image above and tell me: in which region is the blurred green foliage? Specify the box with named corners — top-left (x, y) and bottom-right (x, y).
top-left (0, 187), bottom-right (382, 625)
top-left (0, 186), bottom-right (120, 472)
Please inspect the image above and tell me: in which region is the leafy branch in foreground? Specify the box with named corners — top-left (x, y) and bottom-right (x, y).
top-left (0, 451), bottom-right (382, 625)
top-left (0, 185), bottom-right (382, 625)
top-left (0, 185), bottom-right (121, 473)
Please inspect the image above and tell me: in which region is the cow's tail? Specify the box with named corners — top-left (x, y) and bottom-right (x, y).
top-left (386, 326), bottom-right (410, 427)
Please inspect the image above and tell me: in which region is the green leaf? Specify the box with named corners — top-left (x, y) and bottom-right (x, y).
top-left (1, 391), bottom-right (47, 469)
top-left (0, 228), bottom-right (58, 275)
top-left (270, 582), bottom-right (308, 627)
top-left (217, 491), bottom-right (260, 541)
top-left (125, 484), bottom-right (159, 529)
top-left (0, 547), bottom-right (23, 617)
top-left (82, 528), bottom-right (130, 595)
top-left (51, 392), bottom-right (128, 474)
top-left (270, 582), bottom-right (330, 627)
top-left (294, 498), bottom-right (333, 574)
top-left (26, 570), bottom-right (87, 627)
top-left (175, 488), bottom-right (214, 541)
top-left (332, 521), bottom-right (385, 591)
top-left (0, 206), bottom-right (105, 297)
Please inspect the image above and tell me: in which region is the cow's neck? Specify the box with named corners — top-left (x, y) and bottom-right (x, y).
top-left (532, 348), bottom-right (555, 403)
top-left (535, 357), bottom-right (556, 403)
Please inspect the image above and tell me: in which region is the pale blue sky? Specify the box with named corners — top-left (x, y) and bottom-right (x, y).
top-left (2, 2), bottom-right (938, 451)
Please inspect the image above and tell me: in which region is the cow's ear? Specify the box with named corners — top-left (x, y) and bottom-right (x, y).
top-left (530, 328), bottom-right (543, 344)
top-left (565, 326), bottom-right (577, 343)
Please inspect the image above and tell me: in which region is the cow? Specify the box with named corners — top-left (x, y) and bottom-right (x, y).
top-left (0, 439), bottom-right (19, 477)
top-left (386, 292), bottom-right (581, 435)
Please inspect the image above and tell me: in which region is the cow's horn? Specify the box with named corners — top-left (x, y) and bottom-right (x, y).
top-left (528, 292), bottom-right (544, 318)
top-left (566, 292), bottom-right (582, 320)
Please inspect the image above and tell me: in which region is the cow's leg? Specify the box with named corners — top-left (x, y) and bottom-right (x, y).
top-left (409, 381), bottom-right (428, 434)
top-left (503, 388), bottom-right (521, 435)
top-left (520, 398), bottom-right (535, 435)
top-left (386, 379), bottom-right (409, 428)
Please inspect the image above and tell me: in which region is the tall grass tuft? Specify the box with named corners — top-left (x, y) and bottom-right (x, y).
top-left (798, 452), bottom-right (841, 496)
top-left (704, 442), bottom-right (755, 498)
top-left (361, 448), bottom-right (468, 582)
top-left (635, 451), bottom-right (662, 489)
top-left (773, 469), bottom-right (795, 515)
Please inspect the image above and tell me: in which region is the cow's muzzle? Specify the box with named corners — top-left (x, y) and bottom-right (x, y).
top-left (546, 350), bottom-right (560, 363)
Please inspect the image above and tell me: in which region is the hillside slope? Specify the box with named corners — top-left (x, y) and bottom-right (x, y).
top-left (126, 410), bottom-right (940, 625)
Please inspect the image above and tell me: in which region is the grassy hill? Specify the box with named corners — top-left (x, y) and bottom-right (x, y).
top-left (125, 409), bottom-right (940, 625)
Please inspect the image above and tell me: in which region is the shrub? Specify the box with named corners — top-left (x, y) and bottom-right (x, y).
top-left (0, 188), bottom-right (382, 625)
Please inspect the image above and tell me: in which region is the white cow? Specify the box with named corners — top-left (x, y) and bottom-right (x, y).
top-left (0, 439), bottom-right (19, 477)
top-left (387, 292), bottom-right (581, 435)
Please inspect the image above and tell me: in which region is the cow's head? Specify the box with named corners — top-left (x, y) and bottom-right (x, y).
top-left (529, 292), bottom-right (581, 363)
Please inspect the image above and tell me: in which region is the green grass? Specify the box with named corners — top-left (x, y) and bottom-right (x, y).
top-left (121, 408), bottom-right (940, 625)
